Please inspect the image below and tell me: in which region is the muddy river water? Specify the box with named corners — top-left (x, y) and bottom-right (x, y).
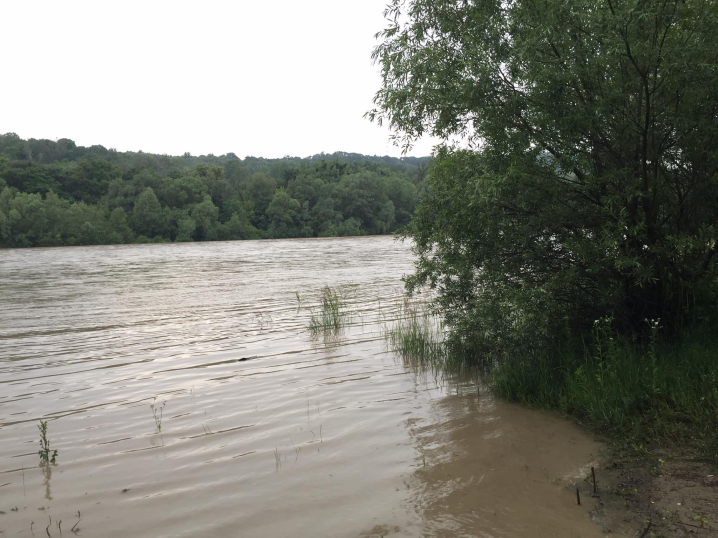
top-left (1, 236), bottom-right (614, 537)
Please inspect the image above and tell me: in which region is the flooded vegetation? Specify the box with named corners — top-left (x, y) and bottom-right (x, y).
top-left (307, 286), bottom-right (348, 340)
top-left (382, 296), bottom-right (446, 374)
top-left (1, 236), bottom-right (614, 537)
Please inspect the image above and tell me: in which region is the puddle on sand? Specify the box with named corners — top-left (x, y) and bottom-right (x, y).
top-left (0, 237), bottom-right (617, 537)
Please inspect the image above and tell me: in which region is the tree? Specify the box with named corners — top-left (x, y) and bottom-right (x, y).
top-left (266, 189), bottom-right (306, 238)
top-left (2, 162), bottom-right (59, 194)
top-left (311, 194), bottom-right (343, 236)
top-left (176, 217), bottom-right (196, 242)
top-left (195, 164), bottom-right (229, 207)
top-left (190, 195), bottom-right (219, 241)
top-left (60, 159), bottom-right (119, 203)
top-left (287, 174), bottom-right (323, 207)
top-left (370, 0), bottom-right (718, 357)
top-left (108, 207), bottom-right (134, 243)
top-left (0, 208), bottom-right (8, 245)
top-left (131, 187), bottom-right (165, 238)
top-left (220, 212), bottom-right (259, 240)
top-left (384, 175), bottom-right (417, 227)
top-left (245, 173), bottom-right (277, 227)
top-left (224, 159), bottom-right (249, 192)
top-left (157, 175), bottom-right (207, 208)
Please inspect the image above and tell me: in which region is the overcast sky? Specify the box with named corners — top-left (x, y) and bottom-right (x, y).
top-left (1, 1), bottom-right (436, 159)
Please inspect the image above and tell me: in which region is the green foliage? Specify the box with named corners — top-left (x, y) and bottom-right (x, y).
top-left (0, 134), bottom-right (428, 247)
top-left (370, 0), bottom-right (718, 456)
top-left (61, 159), bottom-right (120, 203)
top-left (266, 189), bottom-right (308, 238)
top-left (190, 194), bottom-right (220, 241)
top-left (131, 187), bottom-right (165, 238)
top-left (371, 0), bottom-right (718, 359)
top-left (175, 217), bottom-right (196, 242)
top-left (38, 420), bottom-right (57, 464)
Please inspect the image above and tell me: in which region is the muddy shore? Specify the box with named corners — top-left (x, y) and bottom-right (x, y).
top-left (575, 442), bottom-right (717, 537)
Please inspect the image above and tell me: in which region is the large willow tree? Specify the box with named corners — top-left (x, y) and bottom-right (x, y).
top-left (370, 0), bottom-right (718, 358)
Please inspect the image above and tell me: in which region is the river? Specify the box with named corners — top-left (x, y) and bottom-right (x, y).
top-left (0, 236), bottom-right (610, 537)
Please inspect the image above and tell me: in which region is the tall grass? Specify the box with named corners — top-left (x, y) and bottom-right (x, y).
top-left (382, 296), bottom-right (448, 374)
top-left (308, 286), bottom-right (347, 339)
top-left (383, 300), bottom-right (718, 460)
top-left (492, 322), bottom-right (718, 461)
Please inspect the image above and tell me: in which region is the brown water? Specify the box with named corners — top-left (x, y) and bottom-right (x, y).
top-left (0, 236), bottom-right (610, 537)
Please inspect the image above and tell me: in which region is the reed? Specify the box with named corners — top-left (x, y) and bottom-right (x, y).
top-left (382, 296), bottom-right (447, 373)
top-left (308, 286), bottom-right (347, 338)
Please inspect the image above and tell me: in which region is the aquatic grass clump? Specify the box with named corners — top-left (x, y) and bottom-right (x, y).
top-left (308, 286), bottom-right (348, 339)
top-left (383, 296), bottom-right (447, 373)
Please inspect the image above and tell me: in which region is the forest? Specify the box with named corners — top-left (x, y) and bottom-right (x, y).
top-left (0, 133), bottom-right (429, 248)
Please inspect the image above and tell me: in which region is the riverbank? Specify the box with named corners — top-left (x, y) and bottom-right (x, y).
top-left (575, 444), bottom-right (716, 537)
top-left (385, 304), bottom-right (718, 535)
top-left (490, 331), bottom-right (718, 537)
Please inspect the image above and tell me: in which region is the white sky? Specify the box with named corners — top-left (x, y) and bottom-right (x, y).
top-left (0, 1), bottom-right (437, 159)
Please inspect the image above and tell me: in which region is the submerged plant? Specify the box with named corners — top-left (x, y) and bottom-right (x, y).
top-left (150, 399), bottom-right (166, 433)
top-left (308, 286), bottom-right (347, 338)
top-left (38, 420), bottom-right (58, 464)
top-left (254, 312), bottom-right (273, 329)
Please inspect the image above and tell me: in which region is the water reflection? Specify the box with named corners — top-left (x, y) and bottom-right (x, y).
top-left (42, 463), bottom-right (52, 501)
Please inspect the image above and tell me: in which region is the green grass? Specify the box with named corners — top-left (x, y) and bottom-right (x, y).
top-left (382, 296), bottom-right (448, 373)
top-left (492, 326), bottom-right (718, 462)
top-left (308, 286), bottom-right (347, 339)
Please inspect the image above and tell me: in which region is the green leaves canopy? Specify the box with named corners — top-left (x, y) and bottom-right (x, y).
top-left (371, 0), bottom-right (718, 354)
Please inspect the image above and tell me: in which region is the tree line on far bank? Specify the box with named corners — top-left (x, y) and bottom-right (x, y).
top-left (0, 133), bottom-right (429, 248)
